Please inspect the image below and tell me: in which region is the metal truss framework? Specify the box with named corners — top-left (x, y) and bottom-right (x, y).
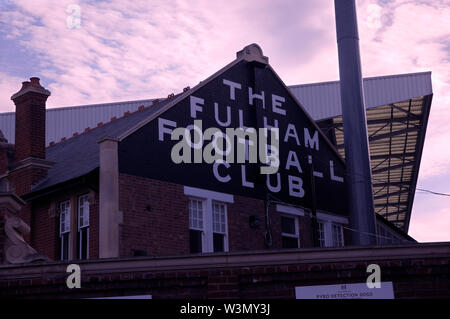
top-left (317, 94), bottom-right (432, 232)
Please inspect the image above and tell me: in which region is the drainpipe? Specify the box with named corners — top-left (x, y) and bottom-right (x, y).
top-left (334, 0), bottom-right (377, 245)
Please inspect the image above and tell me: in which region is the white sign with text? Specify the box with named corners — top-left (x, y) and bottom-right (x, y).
top-left (295, 282), bottom-right (394, 299)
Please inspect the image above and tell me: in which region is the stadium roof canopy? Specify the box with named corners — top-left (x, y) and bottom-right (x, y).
top-left (290, 71), bottom-right (433, 231)
top-left (0, 71), bottom-right (433, 232)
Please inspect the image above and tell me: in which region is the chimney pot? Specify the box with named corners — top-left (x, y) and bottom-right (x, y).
top-left (29, 77), bottom-right (42, 87)
top-left (21, 81), bottom-right (31, 90)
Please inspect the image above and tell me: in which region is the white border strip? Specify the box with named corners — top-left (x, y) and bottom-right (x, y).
top-left (184, 186), bottom-right (234, 203)
top-left (317, 211), bottom-right (348, 224)
top-left (276, 204), bottom-right (305, 217)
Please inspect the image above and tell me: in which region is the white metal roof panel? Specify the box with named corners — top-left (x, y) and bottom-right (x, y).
top-left (0, 98), bottom-right (156, 145)
top-left (289, 71), bottom-right (432, 120)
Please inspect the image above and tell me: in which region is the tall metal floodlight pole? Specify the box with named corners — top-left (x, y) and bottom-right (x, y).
top-left (334, 0), bottom-right (377, 245)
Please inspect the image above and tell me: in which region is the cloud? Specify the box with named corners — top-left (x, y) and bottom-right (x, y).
top-left (409, 205), bottom-right (450, 242)
top-left (354, 0), bottom-right (450, 241)
top-left (356, 0), bottom-right (450, 180)
top-left (0, 0), bottom-right (334, 109)
top-left (0, 0), bottom-right (449, 241)
top-left (0, 72), bottom-right (23, 112)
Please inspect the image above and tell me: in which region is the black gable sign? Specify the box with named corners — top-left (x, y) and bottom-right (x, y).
top-left (119, 58), bottom-right (348, 215)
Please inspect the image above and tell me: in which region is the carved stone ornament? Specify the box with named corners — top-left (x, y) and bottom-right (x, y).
top-left (0, 189), bottom-right (49, 264)
top-left (4, 215), bottom-right (49, 264)
top-left (236, 43), bottom-right (269, 64)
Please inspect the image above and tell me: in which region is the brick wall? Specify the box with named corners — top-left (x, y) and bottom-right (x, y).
top-left (118, 174), bottom-right (324, 258)
top-left (31, 200), bottom-right (56, 259)
top-left (0, 243), bottom-right (448, 299)
top-left (28, 188), bottom-right (99, 261)
top-left (119, 174), bottom-right (189, 257)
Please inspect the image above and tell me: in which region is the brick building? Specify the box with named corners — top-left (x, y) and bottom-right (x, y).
top-left (0, 44), bottom-right (418, 265)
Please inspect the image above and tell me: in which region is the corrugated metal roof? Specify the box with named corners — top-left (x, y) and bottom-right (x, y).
top-left (289, 71), bottom-right (432, 120)
top-left (0, 72), bottom-right (432, 145)
top-left (0, 98), bottom-right (157, 145)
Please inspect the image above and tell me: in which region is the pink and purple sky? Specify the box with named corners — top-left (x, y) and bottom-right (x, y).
top-left (0, 0), bottom-right (448, 242)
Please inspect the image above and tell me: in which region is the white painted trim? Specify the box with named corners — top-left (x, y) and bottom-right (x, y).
top-left (280, 214), bottom-right (301, 248)
top-left (316, 211), bottom-right (348, 224)
top-left (276, 204), bottom-right (305, 217)
top-left (184, 186), bottom-right (234, 203)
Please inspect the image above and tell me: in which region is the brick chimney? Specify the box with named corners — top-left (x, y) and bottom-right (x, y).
top-left (8, 78), bottom-right (53, 198)
top-left (11, 77), bottom-right (50, 162)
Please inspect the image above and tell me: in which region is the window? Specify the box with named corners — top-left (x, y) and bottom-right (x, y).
top-left (185, 186), bottom-right (232, 254)
top-left (59, 200), bottom-right (71, 260)
top-left (315, 212), bottom-right (348, 248)
top-left (212, 201), bottom-right (227, 252)
top-left (189, 198), bottom-right (204, 254)
top-left (188, 198), bottom-right (228, 253)
top-left (281, 215), bottom-right (300, 248)
top-left (276, 205), bottom-right (304, 249)
top-left (317, 221), bottom-right (325, 247)
top-left (78, 194), bottom-right (90, 259)
top-left (332, 223), bottom-right (344, 247)
top-left (376, 223), bottom-right (405, 245)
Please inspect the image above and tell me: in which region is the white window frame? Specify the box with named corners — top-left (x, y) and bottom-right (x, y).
top-left (276, 205), bottom-right (303, 248)
top-left (332, 223), bottom-right (344, 247)
top-left (188, 197), bottom-right (207, 252)
top-left (317, 220), bottom-right (326, 247)
top-left (211, 200), bottom-right (228, 252)
top-left (59, 200), bottom-right (71, 260)
top-left (280, 214), bottom-right (300, 248)
top-left (185, 186), bottom-right (233, 253)
top-left (316, 211), bottom-right (348, 248)
top-left (78, 194), bottom-right (90, 259)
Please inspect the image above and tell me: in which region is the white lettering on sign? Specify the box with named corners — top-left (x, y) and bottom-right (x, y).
top-left (248, 87), bottom-right (265, 109)
top-left (288, 175), bottom-right (305, 198)
top-left (285, 150), bottom-right (303, 174)
top-left (190, 96), bottom-right (204, 119)
top-left (304, 128), bottom-right (319, 151)
top-left (330, 160), bottom-right (344, 183)
top-left (272, 94), bottom-right (286, 116)
top-left (267, 173), bottom-right (281, 193)
top-left (295, 282), bottom-right (394, 299)
top-left (213, 161), bottom-right (231, 183)
top-left (284, 123), bottom-right (301, 146)
top-left (159, 118), bottom-right (177, 142)
top-left (160, 76), bottom-right (346, 203)
top-left (214, 103), bottom-right (231, 127)
top-left (223, 79), bottom-right (241, 100)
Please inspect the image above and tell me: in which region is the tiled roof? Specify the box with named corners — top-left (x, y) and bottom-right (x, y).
top-left (31, 98), bottom-right (172, 193)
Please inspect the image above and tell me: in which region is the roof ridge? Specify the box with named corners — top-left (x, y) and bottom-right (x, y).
top-left (47, 97), bottom-right (171, 148)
